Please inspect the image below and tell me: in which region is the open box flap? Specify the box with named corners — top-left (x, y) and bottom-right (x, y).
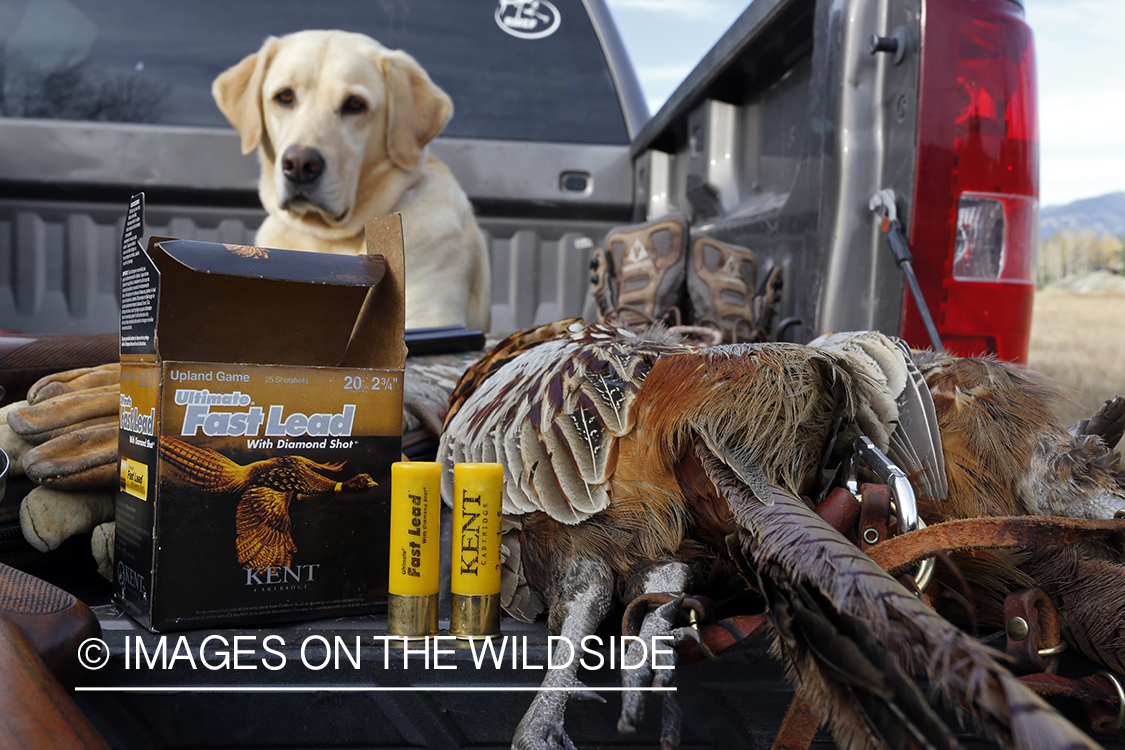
top-left (148, 218), bottom-right (404, 368)
top-left (340, 216), bottom-right (408, 370)
top-left (118, 194), bottom-right (406, 369)
top-left (156, 240), bottom-right (385, 288)
top-left (147, 244), bottom-right (367, 365)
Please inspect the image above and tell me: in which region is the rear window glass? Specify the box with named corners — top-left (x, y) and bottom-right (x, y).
top-left (0, 0), bottom-right (628, 144)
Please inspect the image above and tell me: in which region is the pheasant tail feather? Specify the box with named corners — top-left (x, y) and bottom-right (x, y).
top-left (704, 446), bottom-right (1100, 750)
top-left (160, 437), bottom-right (247, 493)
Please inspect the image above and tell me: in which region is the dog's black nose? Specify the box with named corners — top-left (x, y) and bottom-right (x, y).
top-left (281, 146), bottom-right (325, 184)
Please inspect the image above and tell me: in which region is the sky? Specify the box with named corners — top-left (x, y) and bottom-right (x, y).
top-left (603, 0), bottom-right (1125, 208)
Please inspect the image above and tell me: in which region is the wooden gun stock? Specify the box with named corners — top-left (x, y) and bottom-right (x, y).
top-left (0, 614), bottom-right (110, 749)
top-left (0, 562), bottom-right (108, 748)
top-left (0, 563), bottom-right (101, 688)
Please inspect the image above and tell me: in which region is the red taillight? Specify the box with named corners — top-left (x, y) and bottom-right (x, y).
top-left (905, 0), bottom-right (1039, 362)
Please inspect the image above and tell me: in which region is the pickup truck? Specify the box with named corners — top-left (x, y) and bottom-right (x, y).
top-left (0, 0), bottom-right (1039, 360)
top-left (0, 0), bottom-right (1052, 747)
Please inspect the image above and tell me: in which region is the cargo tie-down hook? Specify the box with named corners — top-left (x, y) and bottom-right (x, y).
top-left (869, 189), bottom-right (943, 352)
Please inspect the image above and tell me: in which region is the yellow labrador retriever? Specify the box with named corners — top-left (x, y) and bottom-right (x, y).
top-left (213, 30), bottom-right (490, 331)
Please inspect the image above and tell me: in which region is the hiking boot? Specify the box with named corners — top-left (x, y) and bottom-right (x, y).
top-left (595, 213), bottom-right (688, 330)
top-left (687, 234), bottom-right (782, 343)
top-left (687, 234), bottom-right (757, 343)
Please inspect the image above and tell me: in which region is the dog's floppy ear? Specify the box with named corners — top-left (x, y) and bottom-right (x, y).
top-left (381, 50), bottom-right (453, 170)
top-left (212, 37), bottom-right (279, 155)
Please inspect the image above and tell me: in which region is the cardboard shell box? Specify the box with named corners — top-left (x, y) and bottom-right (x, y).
top-left (114, 194), bottom-right (406, 631)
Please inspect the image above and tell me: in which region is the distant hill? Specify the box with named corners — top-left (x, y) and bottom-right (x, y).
top-left (1040, 192), bottom-right (1125, 239)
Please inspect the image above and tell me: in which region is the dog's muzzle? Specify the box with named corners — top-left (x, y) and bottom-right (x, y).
top-left (277, 145), bottom-right (348, 223)
top-left (281, 145), bottom-right (325, 184)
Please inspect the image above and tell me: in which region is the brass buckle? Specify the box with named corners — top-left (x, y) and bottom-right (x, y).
top-left (688, 606), bottom-right (719, 662)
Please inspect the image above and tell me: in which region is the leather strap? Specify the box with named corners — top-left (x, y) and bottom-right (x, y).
top-left (772, 684), bottom-right (822, 750)
top-left (620, 592), bottom-right (766, 665)
top-left (858, 483), bottom-right (891, 551)
top-left (813, 487), bottom-right (860, 537)
top-left (1004, 589), bottom-right (1062, 675)
top-left (1021, 673), bottom-right (1125, 736)
top-left (677, 614), bottom-right (767, 666)
top-left (866, 516), bottom-right (1125, 576)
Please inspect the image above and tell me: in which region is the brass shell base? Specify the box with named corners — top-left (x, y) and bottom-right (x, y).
top-left (449, 593), bottom-right (500, 640)
top-left (386, 593), bottom-right (438, 639)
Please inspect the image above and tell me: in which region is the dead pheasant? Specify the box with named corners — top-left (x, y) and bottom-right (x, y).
top-left (438, 321), bottom-right (1100, 750)
top-left (913, 354), bottom-right (1125, 676)
top-left (916, 353), bottom-right (1125, 521)
top-left (159, 437), bottom-right (377, 568)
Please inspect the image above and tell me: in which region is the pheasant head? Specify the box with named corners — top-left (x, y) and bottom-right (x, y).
top-left (339, 473), bottom-right (378, 493)
top-left (1029, 431), bottom-right (1125, 519)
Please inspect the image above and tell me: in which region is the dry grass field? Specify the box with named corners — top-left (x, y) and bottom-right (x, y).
top-left (1027, 287), bottom-right (1125, 420)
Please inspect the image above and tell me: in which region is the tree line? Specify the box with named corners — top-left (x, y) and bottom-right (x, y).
top-left (1037, 229), bottom-right (1124, 285)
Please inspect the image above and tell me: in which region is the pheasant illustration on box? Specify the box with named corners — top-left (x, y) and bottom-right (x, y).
top-left (159, 437), bottom-right (378, 569)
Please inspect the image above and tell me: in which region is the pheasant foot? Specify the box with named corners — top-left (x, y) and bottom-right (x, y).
top-left (512, 558), bottom-right (614, 750)
top-left (617, 562), bottom-right (694, 750)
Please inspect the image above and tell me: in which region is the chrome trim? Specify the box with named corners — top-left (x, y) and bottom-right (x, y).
top-left (581, 0), bottom-right (651, 141)
top-left (0, 119), bottom-right (257, 190)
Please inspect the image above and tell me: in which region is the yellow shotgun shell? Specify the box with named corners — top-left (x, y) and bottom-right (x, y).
top-left (387, 461), bottom-right (441, 638)
top-left (450, 462), bottom-right (503, 639)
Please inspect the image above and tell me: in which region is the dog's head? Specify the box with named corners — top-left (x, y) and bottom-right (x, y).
top-left (213, 30), bottom-right (452, 242)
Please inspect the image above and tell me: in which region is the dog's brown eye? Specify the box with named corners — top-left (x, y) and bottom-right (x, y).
top-left (342, 95), bottom-right (367, 115)
top-left (274, 89), bottom-right (295, 106)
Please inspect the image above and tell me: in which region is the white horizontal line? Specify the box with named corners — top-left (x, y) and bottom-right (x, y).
top-left (76, 686), bottom-right (676, 693)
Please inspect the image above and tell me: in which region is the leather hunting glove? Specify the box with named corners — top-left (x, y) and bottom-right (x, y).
top-left (3, 364), bottom-right (119, 570)
top-left (5, 364), bottom-right (119, 489)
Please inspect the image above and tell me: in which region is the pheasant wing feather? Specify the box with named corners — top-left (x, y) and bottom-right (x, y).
top-left (444, 319), bottom-right (578, 430)
top-left (810, 332), bottom-right (947, 503)
top-left (235, 485), bottom-right (296, 569)
top-left (439, 322), bottom-right (692, 524)
top-left (704, 446), bottom-right (1099, 750)
top-left (890, 338), bottom-right (948, 503)
top-left (1072, 395), bottom-right (1125, 450)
